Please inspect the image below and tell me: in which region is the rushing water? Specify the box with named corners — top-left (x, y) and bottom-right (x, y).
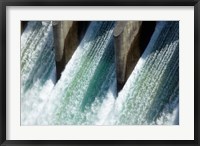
top-left (21, 21), bottom-right (56, 125)
top-left (21, 21), bottom-right (179, 125)
top-left (105, 21), bottom-right (179, 125)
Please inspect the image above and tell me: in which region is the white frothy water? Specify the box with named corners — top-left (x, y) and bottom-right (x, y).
top-left (21, 21), bottom-right (56, 125)
top-left (103, 21), bottom-right (179, 125)
top-left (21, 21), bottom-right (179, 125)
top-left (36, 21), bottom-right (116, 125)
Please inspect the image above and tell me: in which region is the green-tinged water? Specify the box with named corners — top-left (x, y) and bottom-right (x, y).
top-left (107, 21), bottom-right (179, 125)
top-left (21, 21), bottom-right (179, 125)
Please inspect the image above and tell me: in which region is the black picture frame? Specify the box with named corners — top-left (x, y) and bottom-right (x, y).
top-left (0, 0), bottom-right (199, 145)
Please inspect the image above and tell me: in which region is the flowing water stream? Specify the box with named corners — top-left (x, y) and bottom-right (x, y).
top-left (21, 21), bottom-right (179, 125)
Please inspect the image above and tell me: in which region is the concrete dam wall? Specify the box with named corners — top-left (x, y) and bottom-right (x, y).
top-left (51, 21), bottom-right (156, 91)
top-left (21, 21), bottom-right (179, 125)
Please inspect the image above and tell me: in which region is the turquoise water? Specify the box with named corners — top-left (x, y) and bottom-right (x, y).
top-left (108, 21), bottom-right (179, 125)
top-left (21, 21), bottom-right (179, 125)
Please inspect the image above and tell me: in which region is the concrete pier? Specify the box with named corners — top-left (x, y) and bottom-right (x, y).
top-left (52, 21), bottom-right (89, 80)
top-left (52, 21), bottom-right (156, 90)
top-left (113, 21), bottom-right (142, 91)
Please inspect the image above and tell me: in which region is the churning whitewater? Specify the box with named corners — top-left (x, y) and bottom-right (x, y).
top-left (21, 21), bottom-right (179, 125)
